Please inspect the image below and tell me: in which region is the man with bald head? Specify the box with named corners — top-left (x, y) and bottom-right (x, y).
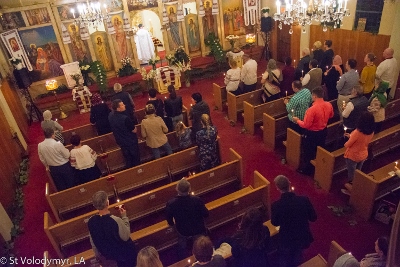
top-left (376, 48), bottom-right (398, 99)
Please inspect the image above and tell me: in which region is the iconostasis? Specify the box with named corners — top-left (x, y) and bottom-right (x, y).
top-left (0, 0), bottom-right (260, 87)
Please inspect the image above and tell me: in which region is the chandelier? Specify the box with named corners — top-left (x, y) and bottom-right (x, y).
top-left (70, 1), bottom-right (109, 27)
top-left (274, 0), bottom-right (350, 34)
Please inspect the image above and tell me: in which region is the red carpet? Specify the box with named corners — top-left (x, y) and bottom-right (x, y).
top-left (14, 59), bottom-right (398, 266)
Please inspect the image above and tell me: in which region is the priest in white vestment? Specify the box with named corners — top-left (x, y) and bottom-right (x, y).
top-left (134, 24), bottom-right (155, 64)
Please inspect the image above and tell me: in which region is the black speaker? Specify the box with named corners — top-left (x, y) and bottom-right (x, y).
top-left (261, 17), bottom-right (273, 33)
top-left (13, 68), bottom-right (32, 89)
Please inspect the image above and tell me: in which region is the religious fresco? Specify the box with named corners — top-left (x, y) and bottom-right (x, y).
top-left (185, 14), bottom-right (200, 53)
top-left (0, 12), bottom-right (25, 32)
top-left (66, 23), bottom-right (92, 62)
top-left (19, 25), bottom-right (65, 81)
top-left (25, 8), bottom-right (51, 26)
top-left (166, 5), bottom-right (183, 51)
top-left (202, 0), bottom-right (218, 38)
top-left (57, 5), bottom-right (75, 21)
top-left (111, 14), bottom-right (132, 62)
top-left (104, 0), bottom-right (124, 11)
top-left (91, 32), bottom-right (113, 71)
top-left (222, 0), bottom-right (247, 37)
top-left (127, 0), bottom-right (158, 11)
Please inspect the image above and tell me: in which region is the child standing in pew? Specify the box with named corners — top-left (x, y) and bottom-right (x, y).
top-left (176, 121), bottom-right (192, 150)
top-left (69, 134), bottom-right (102, 184)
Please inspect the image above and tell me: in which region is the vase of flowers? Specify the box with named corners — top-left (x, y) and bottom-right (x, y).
top-left (149, 56), bottom-right (160, 70)
top-left (226, 35), bottom-right (240, 50)
top-left (140, 68), bottom-right (157, 90)
top-left (9, 57), bottom-right (23, 70)
top-left (70, 73), bottom-right (82, 87)
top-left (79, 61), bottom-right (91, 86)
top-left (168, 46), bottom-right (191, 86)
top-left (117, 57), bottom-right (137, 77)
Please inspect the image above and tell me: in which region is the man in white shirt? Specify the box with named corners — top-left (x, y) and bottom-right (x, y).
top-left (376, 48), bottom-right (398, 99)
top-left (38, 128), bottom-right (75, 190)
top-left (240, 54), bottom-right (258, 93)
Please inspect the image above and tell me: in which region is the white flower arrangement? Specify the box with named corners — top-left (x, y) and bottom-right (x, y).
top-left (225, 35), bottom-right (239, 41)
top-left (121, 57), bottom-right (132, 67)
top-left (261, 6), bottom-right (270, 13)
top-left (80, 65), bottom-right (90, 71)
top-left (174, 60), bottom-right (191, 73)
top-left (140, 68), bottom-right (157, 80)
top-left (9, 57), bottom-right (22, 65)
top-left (149, 56), bottom-right (161, 66)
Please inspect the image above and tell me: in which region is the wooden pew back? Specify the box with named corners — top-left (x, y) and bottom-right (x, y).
top-left (384, 98), bottom-right (400, 120)
top-left (56, 171), bottom-right (270, 266)
top-left (299, 240), bottom-right (346, 267)
top-left (213, 83), bottom-right (227, 111)
top-left (314, 124), bottom-right (400, 191)
top-left (46, 146), bottom-right (200, 222)
top-left (44, 149), bottom-right (243, 258)
top-left (227, 89), bottom-right (263, 122)
top-left (243, 98), bottom-right (287, 135)
top-left (262, 113), bottom-right (289, 150)
top-left (350, 160), bottom-right (400, 220)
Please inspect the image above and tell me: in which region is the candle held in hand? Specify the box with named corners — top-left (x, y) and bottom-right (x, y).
top-left (396, 161), bottom-right (398, 167)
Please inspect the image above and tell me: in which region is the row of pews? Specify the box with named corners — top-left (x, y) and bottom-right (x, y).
top-left (44, 109), bottom-right (280, 266)
top-left (213, 82), bottom-right (400, 222)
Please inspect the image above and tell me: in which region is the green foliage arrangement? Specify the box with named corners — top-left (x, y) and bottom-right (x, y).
top-left (204, 33), bottom-right (225, 63)
top-left (3, 158), bottom-right (29, 259)
top-left (90, 61), bottom-right (108, 93)
top-left (117, 57), bottom-right (138, 77)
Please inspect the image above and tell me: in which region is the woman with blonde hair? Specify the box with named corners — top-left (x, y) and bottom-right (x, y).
top-left (136, 246), bottom-right (163, 267)
top-left (41, 110), bottom-right (64, 143)
top-left (196, 114), bottom-right (219, 171)
top-left (260, 59), bottom-right (283, 102)
top-left (224, 59), bottom-right (241, 95)
top-left (175, 121), bottom-right (192, 149)
top-left (311, 41), bottom-right (324, 66)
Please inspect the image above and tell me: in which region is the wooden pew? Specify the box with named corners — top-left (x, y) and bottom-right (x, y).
top-left (168, 220), bottom-right (279, 267)
top-left (312, 124), bottom-right (400, 191)
top-left (62, 107), bottom-right (189, 145)
top-left (243, 97), bottom-right (287, 135)
top-left (262, 99), bottom-right (338, 150)
top-left (384, 98), bottom-right (400, 120)
top-left (52, 170), bottom-right (270, 266)
top-left (46, 145), bottom-right (203, 222)
top-left (45, 148), bottom-right (243, 258)
top-left (262, 113), bottom-right (289, 150)
top-left (213, 83), bottom-right (228, 111)
top-left (350, 159), bottom-right (400, 220)
top-left (213, 77), bottom-right (262, 112)
top-left (298, 241), bottom-right (346, 267)
top-left (227, 89), bottom-right (263, 123)
top-left (283, 121), bottom-right (342, 170)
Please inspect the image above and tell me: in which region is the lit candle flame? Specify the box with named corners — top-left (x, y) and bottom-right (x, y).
top-left (396, 161), bottom-right (398, 167)
top-left (291, 186), bottom-right (295, 191)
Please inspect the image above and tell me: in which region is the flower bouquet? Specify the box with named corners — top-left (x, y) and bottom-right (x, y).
top-left (168, 46), bottom-right (192, 85)
top-left (149, 56), bottom-right (160, 70)
top-left (140, 68), bottom-right (157, 89)
top-left (70, 73), bottom-right (82, 87)
top-left (9, 57), bottom-right (23, 70)
top-left (79, 60), bottom-right (92, 86)
top-left (117, 57), bottom-right (137, 77)
top-left (226, 35), bottom-right (239, 50)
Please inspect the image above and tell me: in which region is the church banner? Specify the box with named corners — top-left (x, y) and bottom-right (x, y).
top-left (0, 29), bottom-right (33, 71)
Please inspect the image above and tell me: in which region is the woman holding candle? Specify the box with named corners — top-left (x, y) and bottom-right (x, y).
top-left (260, 59), bottom-right (282, 102)
top-left (324, 55), bottom-right (344, 100)
top-left (281, 57), bottom-right (295, 96)
top-left (341, 112), bottom-right (375, 195)
top-left (41, 110), bottom-right (64, 143)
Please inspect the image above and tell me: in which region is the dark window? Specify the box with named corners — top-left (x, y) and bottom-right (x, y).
top-left (354, 0), bottom-right (384, 33)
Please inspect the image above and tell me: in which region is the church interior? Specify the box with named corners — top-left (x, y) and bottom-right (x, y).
top-left (0, 0), bottom-right (400, 266)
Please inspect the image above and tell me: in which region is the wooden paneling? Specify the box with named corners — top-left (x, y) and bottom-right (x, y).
top-left (309, 25), bottom-right (390, 72)
top-left (0, 100), bottom-right (21, 209)
top-left (1, 80), bottom-right (28, 138)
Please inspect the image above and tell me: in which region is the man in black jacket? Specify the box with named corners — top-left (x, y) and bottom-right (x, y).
top-left (189, 92), bottom-right (211, 140)
top-left (271, 175), bottom-right (317, 267)
top-left (166, 178), bottom-right (209, 258)
top-left (88, 191), bottom-right (136, 267)
top-left (109, 99), bottom-right (140, 168)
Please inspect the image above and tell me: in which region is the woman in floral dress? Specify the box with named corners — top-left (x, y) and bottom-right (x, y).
top-left (196, 114), bottom-right (220, 171)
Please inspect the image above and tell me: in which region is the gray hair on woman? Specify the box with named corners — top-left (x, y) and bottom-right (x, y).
top-left (267, 59), bottom-right (278, 71)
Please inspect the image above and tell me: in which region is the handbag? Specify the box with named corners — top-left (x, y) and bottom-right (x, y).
top-left (263, 71), bottom-right (281, 97)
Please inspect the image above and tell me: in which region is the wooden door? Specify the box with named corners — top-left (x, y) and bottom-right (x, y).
top-left (277, 24), bottom-right (291, 62)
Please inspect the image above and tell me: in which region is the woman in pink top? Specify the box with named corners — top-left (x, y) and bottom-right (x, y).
top-left (342, 112), bottom-right (375, 195)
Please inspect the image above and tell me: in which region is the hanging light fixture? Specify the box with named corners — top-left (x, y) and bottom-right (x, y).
top-left (274, 0), bottom-right (350, 34)
top-left (70, 0), bottom-right (109, 27)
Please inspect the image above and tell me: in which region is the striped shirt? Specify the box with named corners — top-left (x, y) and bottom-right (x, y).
top-left (286, 89), bottom-right (312, 121)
